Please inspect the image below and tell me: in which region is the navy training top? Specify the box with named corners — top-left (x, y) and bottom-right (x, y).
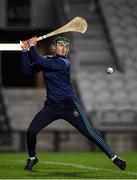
top-left (21, 46), bottom-right (76, 103)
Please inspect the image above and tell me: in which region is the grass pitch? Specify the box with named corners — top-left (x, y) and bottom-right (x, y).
top-left (0, 152), bottom-right (137, 179)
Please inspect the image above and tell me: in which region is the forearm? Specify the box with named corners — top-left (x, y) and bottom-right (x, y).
top-left (21, 50), bottom-right (43, 74)
top-left (30, 46), bottom-right (66, 70)
top-left (29, 46), bottom-right (45, 65)
top-left (21, 51), bottom-right (33, 74)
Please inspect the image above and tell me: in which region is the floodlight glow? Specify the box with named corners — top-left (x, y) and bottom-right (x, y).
top-left (0, 43), bottom-right (21, 51)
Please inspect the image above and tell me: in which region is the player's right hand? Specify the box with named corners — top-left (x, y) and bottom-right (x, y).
top-left (27, 36), bottom-right (37, 47)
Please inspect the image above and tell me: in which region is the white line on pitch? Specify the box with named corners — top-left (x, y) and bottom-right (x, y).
top-left (41, 161), bottom-right (137, 177)
top-left (16, 160), bottom-right (137, 177)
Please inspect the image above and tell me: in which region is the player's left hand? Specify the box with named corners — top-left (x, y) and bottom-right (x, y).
top-left (20, 40), bottom-right (29, 49)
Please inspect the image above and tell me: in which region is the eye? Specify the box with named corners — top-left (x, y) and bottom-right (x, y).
top-left (57, 42), bottom-right (69, 49)
top-left (57, 43), bottom-right (63, 47)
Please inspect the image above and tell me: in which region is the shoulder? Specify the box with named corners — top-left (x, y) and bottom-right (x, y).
top-left (43, 55), bottom-right (53, 59)
top-left (58, 57), bottom-right (70, 67)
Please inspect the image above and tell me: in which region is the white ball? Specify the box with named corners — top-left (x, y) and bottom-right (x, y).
top-left (107, 67), bottom-right (113, 74)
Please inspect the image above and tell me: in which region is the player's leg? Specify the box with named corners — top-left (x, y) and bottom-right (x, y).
top-left (25, 105), bottom-right (57, 170)
top-left (63, 98), bottom-right (126, 170)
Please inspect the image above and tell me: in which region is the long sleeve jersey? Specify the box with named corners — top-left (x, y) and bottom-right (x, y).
top-left (21, 46), bottom-right (75, 103)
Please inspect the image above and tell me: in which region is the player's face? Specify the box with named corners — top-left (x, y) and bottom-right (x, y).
top-left (55, 42), bottom-right (70, 57)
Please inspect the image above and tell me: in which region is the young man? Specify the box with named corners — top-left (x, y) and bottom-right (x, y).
top-left (20, 36), bottom-right (126, 171)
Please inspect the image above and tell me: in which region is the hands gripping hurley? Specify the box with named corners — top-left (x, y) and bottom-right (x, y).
top-left (36, 16), bottom-right (88, 41)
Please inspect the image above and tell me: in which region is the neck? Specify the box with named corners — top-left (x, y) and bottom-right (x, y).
top-left (54, 54), bottom-right (67, 58)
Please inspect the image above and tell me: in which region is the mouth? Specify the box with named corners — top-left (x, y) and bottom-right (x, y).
top-left (57, 50), bottom-right (66, 55)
